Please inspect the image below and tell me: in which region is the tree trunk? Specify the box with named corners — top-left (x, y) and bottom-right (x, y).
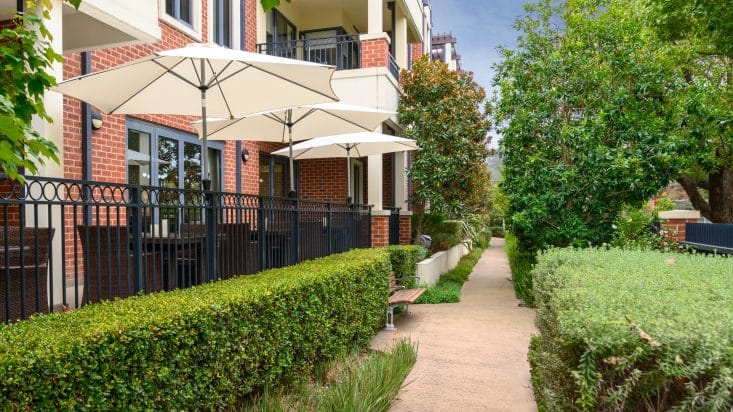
top-left (708, 166), bottom-right (733, 223)
top-left (678, 166), bottom-right (733, 223)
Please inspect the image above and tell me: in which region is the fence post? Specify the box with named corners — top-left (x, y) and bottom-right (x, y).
top-left (258, 196), bottom-right (266, 271)
top-left (327, 202), bottom-right (333, 255)
top-left (203, 180), bottom-right (217, 282)
top-left (348, 203), bottom-right (355, 250)
top-left (292, 198), bottom-right (300, 264)
top-left (130, 186), bottom-right (144, 293)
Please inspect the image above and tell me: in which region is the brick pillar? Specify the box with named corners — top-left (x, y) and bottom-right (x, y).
top-left (399, 214), bottom-right (412, 245)
top-left (361, 37), bottom-right (389, 68)
top-left (410, 42), bottom-right (423, 64)
top-left (371, 213), bottom-right (389, 247)
top-left (658, 210), bottom-right (701, 242)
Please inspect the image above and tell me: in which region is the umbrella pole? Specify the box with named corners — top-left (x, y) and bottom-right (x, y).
top-left (346, 146), bottom-right (352, 203)
top-left (200, 59), bottom-right (210, 190)
top-left (287, 109), bottom-right (296, 197)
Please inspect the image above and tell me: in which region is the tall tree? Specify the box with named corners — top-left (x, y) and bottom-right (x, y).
top-left (646, 0), bottom-right (733, 222)
top-left (491, 0), bottom-right (682, 252)
top-left (399, 57), bottom-right (491, 235)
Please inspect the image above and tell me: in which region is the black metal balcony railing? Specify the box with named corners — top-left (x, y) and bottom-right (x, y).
top-left (388, 52), bottom-right (400, 80)
top-left (0, 175), bottom-right (372, 322)
top-left (257, 34), bottom-right (361, 70)
top-left (385, 207), bottom-right (401, 246)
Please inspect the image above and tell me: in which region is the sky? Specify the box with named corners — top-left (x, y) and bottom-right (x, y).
top-left (429, 0), bottom-right (527, 146)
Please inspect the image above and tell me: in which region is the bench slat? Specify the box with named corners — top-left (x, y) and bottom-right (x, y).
top-left (389, 288), bottom-right (426, 305)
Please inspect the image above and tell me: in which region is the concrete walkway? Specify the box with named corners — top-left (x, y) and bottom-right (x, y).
top-left (371, 238), bottom-right (537, 412)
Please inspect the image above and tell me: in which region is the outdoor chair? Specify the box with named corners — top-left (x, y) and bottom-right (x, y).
top-left (217, 223), bottom-right (257, 278)
top-left (0, 227), bottom-right (55, 322)
top-left (77, 225), bottom-right (166, 304)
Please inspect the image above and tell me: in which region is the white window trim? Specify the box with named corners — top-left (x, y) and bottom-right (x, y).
top-left (159, 0), bottom-right (203, 42)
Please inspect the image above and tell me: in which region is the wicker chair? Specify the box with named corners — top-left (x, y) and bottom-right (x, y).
top-left (0, 227), bottom-right (55, 322)
top-left (77, 225), bottom-right (166, 304)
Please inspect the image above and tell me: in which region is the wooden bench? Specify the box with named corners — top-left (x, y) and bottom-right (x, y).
top-left (386, 272), bottom-right (426, 330)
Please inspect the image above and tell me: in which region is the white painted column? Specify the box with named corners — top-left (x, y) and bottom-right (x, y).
top-left (29, 1), bottom-right (65, 310)
top-left (393, 151), bottom-right (409, 211)
top-left (394, 8), bottom-right (408, 69)
top-left (367, 154), bottom-right (383, 211)
top-left (367, 0), bottom-right (383, 34)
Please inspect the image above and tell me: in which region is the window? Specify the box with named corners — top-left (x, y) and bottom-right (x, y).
top-left (166, 0), bottom-right (193, 26)
top-left (213, 0), bottom-right (232, 47)
top-left (265, 9), bottom-right (297, 59)
top-left (351, 159), bottom-right (364, 204)
top-left (126, 119), bottom-right (223, 192)
top-left (259, 154), bottom-right (295, 197)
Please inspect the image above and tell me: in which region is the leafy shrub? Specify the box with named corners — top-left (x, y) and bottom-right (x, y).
top-left (505, 232), bottom-right (536, 306)
top-left (415, 214), bottom-right (466, 252)
top-left (386, 245), bottom-right (428, 289)
top-left (530, 248), bottom-right (733, 411)
top-left (0, 249), bottom-right (391, 409)
top-left (416, 246), bottom-right (485, 304)
top-left (489, 226), bottom-right (505, 238)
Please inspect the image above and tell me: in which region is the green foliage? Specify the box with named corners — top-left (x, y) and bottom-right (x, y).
top-left (243, 339), bottom-right (417, 412)
top-left (0, 249), bottom-right (391, 409)
top-left (418, 215), bottom-right (464, 252)
top-left (386, 245), bottom-right (428, 289)
top-left (259, 0), bottom-right (290, 12)
top-left (399, 57), bottom-right (491, 232)
top-left (504, 232), bottom-right (536, 306)
top-left (530, 248), bottom-right (733, 411)
top-left (416, 246), bottom-right (484, 304)
top-left (489, 226), bottom-right (505, 238)
top-left (491, 0), bottom-right (684, 253)
top-left (0, 2), bottom-right (70, 181)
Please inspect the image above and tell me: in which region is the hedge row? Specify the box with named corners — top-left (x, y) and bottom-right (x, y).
top-left (0, 249), bottom-right (392, 410)
top-left (530, 248), bottom-right (733, 411)
top-left (504, 232), bottom-right (535, 306)
top-left (386, 245), bottom-right (428, 289)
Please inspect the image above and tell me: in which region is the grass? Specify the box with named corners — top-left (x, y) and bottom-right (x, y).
top-left (240, 339), bottom-right (417, 412)
top-left (415, 246), bottom-right (485, 304)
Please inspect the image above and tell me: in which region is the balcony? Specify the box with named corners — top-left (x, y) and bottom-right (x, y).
top-left (257, 34), bottom-right (362, 71)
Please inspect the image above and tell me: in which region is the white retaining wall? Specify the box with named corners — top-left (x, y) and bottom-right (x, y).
top-left (416, 240), bottom-right (471, 286)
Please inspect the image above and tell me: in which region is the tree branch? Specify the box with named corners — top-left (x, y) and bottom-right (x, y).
top-left (677, 176), bottom-right (712, 220)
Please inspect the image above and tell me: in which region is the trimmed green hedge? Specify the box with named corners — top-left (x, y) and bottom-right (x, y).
top-left (386, 245), bottom-right (428, 289)
top-left (0, 249), bottom-right (391, 409)
top-left (416, 246), bottom-right (485, 304)
top-left (530, 248), bottom-right (733, 411)
top-left (504, 232), bottom-right (535, 306)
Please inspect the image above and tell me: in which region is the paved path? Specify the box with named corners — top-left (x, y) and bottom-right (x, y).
top-left (371, 238), bottom-right (537, 412)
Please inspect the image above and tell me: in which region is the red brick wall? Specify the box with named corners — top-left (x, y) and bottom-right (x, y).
top-left (299, 158), bottom-right (348, 202)
top-left (410, 42), bottom-right (423, 63)
top-left (399, 214), bottom-right (411, 245)
top-left (361, 38), bottom-right (389, 68)
top-left (371, 215), bottom-right (389, 247)
top-left (661, 218), bottom-right (700, 242)
top-left (382, 153), bottom-right (393, 208)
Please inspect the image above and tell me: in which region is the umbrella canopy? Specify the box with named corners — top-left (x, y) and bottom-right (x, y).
top-left (193, 103), bottom-right (395, 195)
top-left (272, 132), bottom-right (417, 202)
top-left (53, 43), bottom-right (338, 185)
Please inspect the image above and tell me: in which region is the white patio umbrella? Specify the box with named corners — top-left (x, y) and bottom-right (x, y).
top-left (272, 132), bottom-right (418, 202)
top-left (193, 103), bottom-right (395, 195)
top-left (53, 43), bottom-right (338, 186)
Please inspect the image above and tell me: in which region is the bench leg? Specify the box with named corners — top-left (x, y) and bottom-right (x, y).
top-left (385, 305), bottom-right (396, 331)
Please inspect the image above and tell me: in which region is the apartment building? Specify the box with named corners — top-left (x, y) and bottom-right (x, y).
top-left (0, 1), bottom-right (432, 315)
top-left (431, 32), bottom-right (461, 71)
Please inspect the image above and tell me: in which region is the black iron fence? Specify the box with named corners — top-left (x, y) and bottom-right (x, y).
top-left (0, 176), bottom-right (371, 322)
top-left (386, 207), bottom-right (400, 246)
top-left (257, 34), bottom-right (361, 70)
top-left (684, 223), bottom-right (733, 254)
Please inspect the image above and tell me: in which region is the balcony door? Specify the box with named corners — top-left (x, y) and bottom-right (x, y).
top-left (259, 154), bottom-right (296, 198)
top-left (265, 9), bottom-right (296, 58)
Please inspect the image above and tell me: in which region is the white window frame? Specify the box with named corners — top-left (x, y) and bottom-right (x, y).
top-left (159, 0), bottom-right (203, 41)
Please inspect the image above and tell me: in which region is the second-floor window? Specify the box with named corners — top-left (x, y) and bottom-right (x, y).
top-left (166, 0), bottom-right (193, 26)
top-left (213, 0), bottom-right (232, 47)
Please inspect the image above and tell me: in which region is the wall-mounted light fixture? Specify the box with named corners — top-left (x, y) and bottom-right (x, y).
top-left (241, 148), bottom-right (250, 162)
top-left (91, 110), bottom-right (103, 130)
